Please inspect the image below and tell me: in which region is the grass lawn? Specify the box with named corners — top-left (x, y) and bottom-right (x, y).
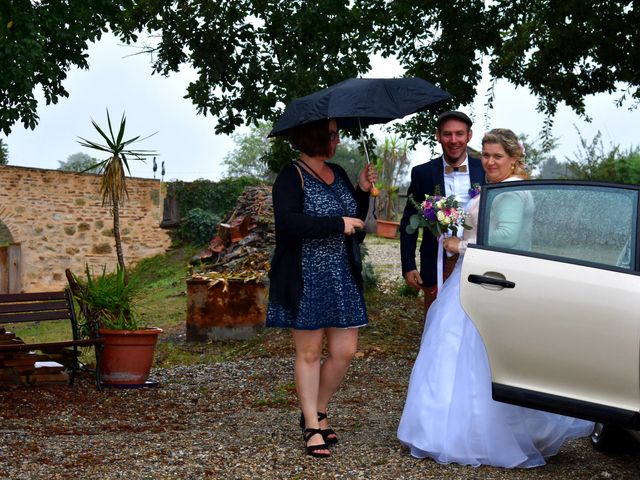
top-left (8, 244), bottom-right (425, 368)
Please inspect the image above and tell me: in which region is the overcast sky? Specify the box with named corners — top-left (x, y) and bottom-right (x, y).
top-left (4, 32), bottom-right (639, 182)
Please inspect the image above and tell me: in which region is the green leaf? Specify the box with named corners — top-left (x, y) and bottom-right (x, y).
top-left (3, 0), bottom-right (636, 146)
top-left (106, 110), bottom-right (116, 143)
top-left (116, 113), bottom-right (126, 146)
top-left (91, 119), bottom-right (117, 151)
top-left (76, 138), bottom-right (112, 153)
top-left (120, 153), bottom-right (132, 175)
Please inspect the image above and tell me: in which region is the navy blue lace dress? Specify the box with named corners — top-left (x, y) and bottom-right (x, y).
top-left (266, 168), bottom-right (368, 330)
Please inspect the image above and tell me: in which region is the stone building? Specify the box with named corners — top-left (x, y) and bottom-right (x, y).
top-left (0, 165), bottom-right (171, 293)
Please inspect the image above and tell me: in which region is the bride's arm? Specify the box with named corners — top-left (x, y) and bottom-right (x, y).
top-left (488, 192), bottom-right (526, 248)
top-left (444, 197), bottom-right (478, 256)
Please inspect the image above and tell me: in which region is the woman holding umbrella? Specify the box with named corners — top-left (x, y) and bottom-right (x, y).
top-left (266, 118), bottom-right (376, 458)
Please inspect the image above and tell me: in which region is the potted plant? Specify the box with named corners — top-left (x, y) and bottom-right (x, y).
top-left (68, 110), bottom-right (161, 386)
top-left (67, 265), bottom-right (162, 386)
top-left (374, 137), bottom-right (411, 238)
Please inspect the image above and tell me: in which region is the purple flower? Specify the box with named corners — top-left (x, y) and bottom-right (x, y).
top-left (424, 208), bottom-right (436, 221)
top-left (469, 183), bottom-right (481, 199)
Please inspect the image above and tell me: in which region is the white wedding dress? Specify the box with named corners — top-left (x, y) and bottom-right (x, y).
top-left (397, 186), bottom-right (594, 468)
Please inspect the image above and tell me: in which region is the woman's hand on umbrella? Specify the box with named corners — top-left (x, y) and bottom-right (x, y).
top-left (358, 163), bottom-right (378, 193)
top-left (343, 217), bottom-right (365, 235)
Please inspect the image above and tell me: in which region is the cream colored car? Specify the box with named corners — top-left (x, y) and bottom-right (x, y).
top-left (460, 180), bottom-right (640, 452)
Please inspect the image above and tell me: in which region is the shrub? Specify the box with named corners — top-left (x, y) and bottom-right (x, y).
top-left (168, 176), bottom-right (264, 218)
top-left (175, 208), bottom-right (221, 246)
top-left (360, 243), bottom-right (379, 291)
top-left (395, 279), bottom-right (420, 297)
top-left (362, 261), bottom-right (379, 292)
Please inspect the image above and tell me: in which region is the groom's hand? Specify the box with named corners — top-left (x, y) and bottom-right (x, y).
top-left (405, 270), bottom-right (423, 290)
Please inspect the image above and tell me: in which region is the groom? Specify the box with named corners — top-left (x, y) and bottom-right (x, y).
top-left (399, 111), bottom-right (485, 311)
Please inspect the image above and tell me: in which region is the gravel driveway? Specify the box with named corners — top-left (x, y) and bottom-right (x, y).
top-left (1, 359), bottom-right (638, 479)
top-left (1, 239), bottom-right (639, 479)
top-left (364, 236), bottom-right (403, 286)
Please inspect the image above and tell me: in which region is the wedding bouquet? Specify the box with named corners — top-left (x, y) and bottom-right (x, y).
top-left (405, 191), bottom-right (471, 237)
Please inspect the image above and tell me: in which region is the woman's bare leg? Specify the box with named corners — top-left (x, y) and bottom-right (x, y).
top-left (317, 328), bottom-right (359, 430)
top-left (292, 328), bottom-right (329, 454)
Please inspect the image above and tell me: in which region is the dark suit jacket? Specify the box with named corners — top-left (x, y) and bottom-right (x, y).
top-left (399, 155), bottom-right (485, 286)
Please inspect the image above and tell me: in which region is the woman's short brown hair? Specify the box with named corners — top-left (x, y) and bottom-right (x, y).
top-left (287, 119), bottom-right (333, 157)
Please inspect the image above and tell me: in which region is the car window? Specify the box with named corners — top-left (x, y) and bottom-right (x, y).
top-left (479, 183), bottom-right (637, 270)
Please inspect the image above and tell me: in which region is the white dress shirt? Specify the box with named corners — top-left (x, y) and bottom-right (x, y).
top-left (442, 155), bottom-right (472, 238)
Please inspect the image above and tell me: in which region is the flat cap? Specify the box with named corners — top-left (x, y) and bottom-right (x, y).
top-left (436, 111), bottom-right (473, 129)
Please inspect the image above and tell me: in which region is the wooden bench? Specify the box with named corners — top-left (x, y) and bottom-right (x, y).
top-left (0, 290), bottom-right (103, 389)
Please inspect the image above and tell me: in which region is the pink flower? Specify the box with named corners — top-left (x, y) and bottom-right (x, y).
top-left (406, 191), bottom-right (472, 238)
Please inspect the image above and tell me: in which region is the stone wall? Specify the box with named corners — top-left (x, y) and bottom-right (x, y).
top-left (0, 165), bottom-right (171, 292)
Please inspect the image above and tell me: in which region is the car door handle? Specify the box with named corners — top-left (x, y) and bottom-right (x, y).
top-left (468, 274), bottom-right (515, 288)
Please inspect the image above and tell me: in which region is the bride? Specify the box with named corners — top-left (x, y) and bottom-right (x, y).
top-left (397, 128), bottom-right (594, 468)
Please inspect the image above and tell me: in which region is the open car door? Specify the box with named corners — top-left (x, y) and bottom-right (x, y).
top-left (460, 180), bottom-right (640, 430)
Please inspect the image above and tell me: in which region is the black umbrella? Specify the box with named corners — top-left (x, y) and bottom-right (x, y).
top-left (268, 77), bottom-right (452, 137)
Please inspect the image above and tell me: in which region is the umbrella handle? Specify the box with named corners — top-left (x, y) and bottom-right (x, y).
top-left (358, 118), bottom-right (371, 165)
top-left (358, 118), bottom-right (379, 197)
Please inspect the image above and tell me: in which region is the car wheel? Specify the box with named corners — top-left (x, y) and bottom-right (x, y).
top-left (591, 423), bottom-right (636, 454)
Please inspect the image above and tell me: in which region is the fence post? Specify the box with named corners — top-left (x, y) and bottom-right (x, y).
top-left (7, 243), bottom-right (21, 293)
top-left (0, 247), bottom-right (7, 294)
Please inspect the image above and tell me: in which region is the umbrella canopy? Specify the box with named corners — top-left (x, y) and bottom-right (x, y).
top-left (268, 77), bottom-right (452, 137)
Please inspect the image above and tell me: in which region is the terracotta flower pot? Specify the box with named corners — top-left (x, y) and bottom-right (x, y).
top-left (376, 219), bottom-right (400, 239)
top-left (99, 327), bottom-right (163, 386)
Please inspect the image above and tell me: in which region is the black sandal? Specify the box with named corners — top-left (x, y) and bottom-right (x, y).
top-left (317, 412), bottom-right (339, 445)
top-left (303, 428), bottom-right (330, 458)
top-left (300, 411), bottom-right (339, 445)
top-left (299, 411), bottom-right (306, 431)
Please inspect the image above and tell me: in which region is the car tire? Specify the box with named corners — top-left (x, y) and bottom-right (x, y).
top-left (591, 423), bottom-right (636, 454)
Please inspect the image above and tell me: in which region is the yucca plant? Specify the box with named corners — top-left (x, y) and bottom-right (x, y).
top-left (68, 265), bottom-right (142, 332)
top-left (77, 110), bottom-right (156, 282)
top-left (374, 137), bottom-right (410, 221)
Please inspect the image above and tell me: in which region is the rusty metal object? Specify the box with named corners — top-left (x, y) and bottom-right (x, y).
top-left (186, 278), bottom-right (267, 341)
top-left (187, 186), bottom-right (274, 341)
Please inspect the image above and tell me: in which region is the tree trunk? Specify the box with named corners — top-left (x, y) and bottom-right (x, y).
top-left (112, 203), bottom-right (128, 284)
